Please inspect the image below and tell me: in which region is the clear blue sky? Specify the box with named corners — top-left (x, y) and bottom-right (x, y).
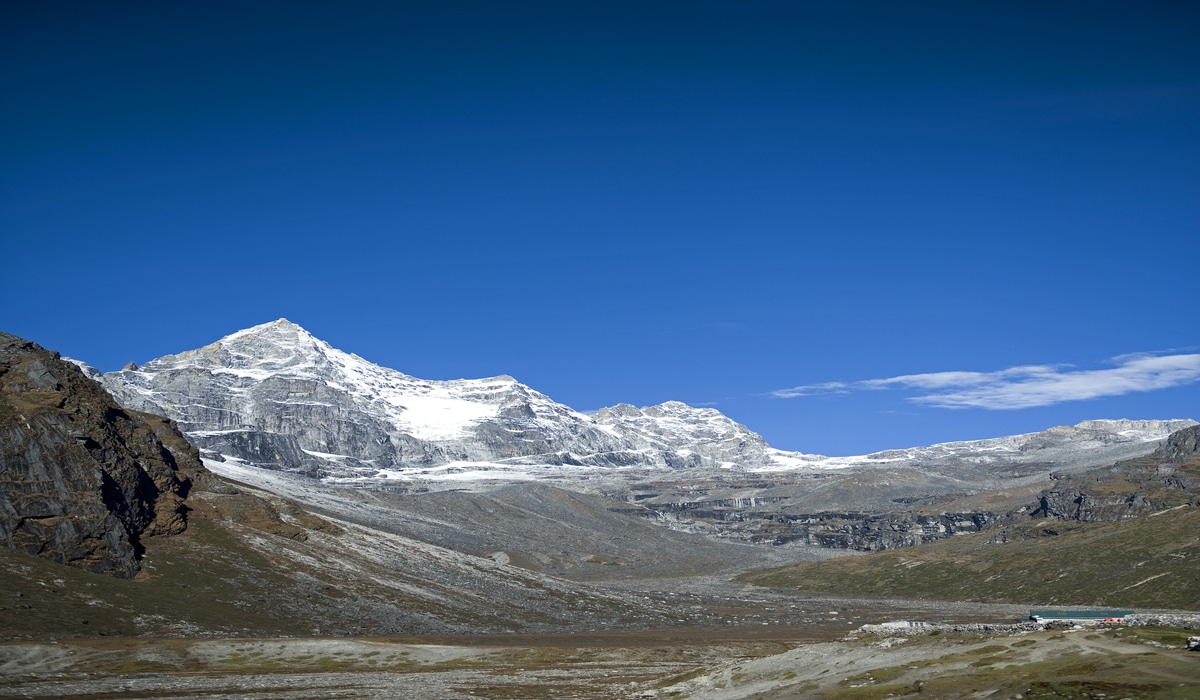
top-left (3, 2), bottom-right (1197, 455)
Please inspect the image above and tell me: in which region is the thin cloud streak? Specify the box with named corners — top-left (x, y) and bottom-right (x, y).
top-left (773, 353), bottom-right (1200, 409)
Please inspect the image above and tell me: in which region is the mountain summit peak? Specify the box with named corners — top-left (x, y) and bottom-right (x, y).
top-left (115, 319), bottom-right (338, 381)
top-left (215, 318), bottom-right (328, 356)
top-left (224, 317), bottom-right (312, 341)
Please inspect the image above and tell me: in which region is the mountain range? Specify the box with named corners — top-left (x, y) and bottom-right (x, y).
top-left (67, 318), bottom-right (1194, 562)
top-left (92, 319), bottom-right (1193, 489)
top-left (89, 319), bottom-right (795, 480)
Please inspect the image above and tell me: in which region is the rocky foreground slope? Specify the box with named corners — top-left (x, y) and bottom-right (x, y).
top-left (0, 332), bottom-right (209, 577)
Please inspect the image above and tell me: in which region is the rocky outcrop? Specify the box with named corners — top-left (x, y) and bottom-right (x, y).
top-left (1029, 424), bottom-right (1200, 523)
top-left (1031, 490), bottom-right (1154, 521)
top-left (1153, 423), bottom-right (1200, 461)
top-left (699, 508), bottom-right (994, 551)
top-left (769, 511), bottom-right (996, 550)
top-left (0, 332), bottom-right (208, 577)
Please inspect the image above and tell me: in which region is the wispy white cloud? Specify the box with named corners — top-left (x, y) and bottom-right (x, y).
top-left (772, 353), bottom-right (1200, 409)
top-left (772, 381), bottom-right (851, 397)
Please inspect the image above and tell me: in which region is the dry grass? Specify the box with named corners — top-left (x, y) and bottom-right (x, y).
top-left (741, 505), bottom-right (1200, 609)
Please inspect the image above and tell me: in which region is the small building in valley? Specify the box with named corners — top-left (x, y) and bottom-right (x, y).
top-left (1029, 609), bottom-right (1134, 624)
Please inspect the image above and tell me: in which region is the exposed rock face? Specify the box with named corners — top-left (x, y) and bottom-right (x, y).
top-left (1031, 490), bottom-right (1142, 522)
top-left (0, 332), bottom-right (207, 577)
top-left (1030, 423), bottom-right (1200, 522)
top-left (636, 497), bottom-right (996, 551)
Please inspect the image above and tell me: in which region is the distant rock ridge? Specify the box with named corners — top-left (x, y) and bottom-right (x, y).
top-left (0, 332), bottom-right (210, 577)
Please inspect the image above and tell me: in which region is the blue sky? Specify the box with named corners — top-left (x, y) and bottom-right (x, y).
top-left (3, 2), bottom-right (1197, 455)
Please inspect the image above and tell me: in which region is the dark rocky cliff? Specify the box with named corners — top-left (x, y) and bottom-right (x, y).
top-left (0, 332), bottom-right (210, 577)
top-left (1031, 424), bottom-right (1200, 522)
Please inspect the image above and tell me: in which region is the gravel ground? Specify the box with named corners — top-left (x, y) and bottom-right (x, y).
top-left (0, 637), bottom-right (740, 699)
top-left (653, 624), bottom-right (1200, 699)
top-left (3, 614), bottom-right (1199, 700)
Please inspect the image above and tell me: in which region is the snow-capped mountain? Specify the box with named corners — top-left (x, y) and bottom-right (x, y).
top-left (98, 319), bottom-right (1194, 485)
top-left (858, 419), bottom-right (1193, 463)
top-left (775, 418), bottom-right (1196, 473)
top-left (99, 319), bottom-right (782, 478)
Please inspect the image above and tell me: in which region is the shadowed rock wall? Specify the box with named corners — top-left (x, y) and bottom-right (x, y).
top-left (0, 332), bottom-right (209, 577)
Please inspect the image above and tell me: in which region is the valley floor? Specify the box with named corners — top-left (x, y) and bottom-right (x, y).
top-left (2, 620), bottom-right (1198, 699)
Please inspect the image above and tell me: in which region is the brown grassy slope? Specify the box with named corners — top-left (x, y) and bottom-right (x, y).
top-left (739, 505), bottom-right (1200, 610)
top-left (0, 514), bottom-right (331, 640)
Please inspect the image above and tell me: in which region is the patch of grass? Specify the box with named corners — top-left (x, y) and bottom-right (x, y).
top-left (432, 657), bottom-right (488, 668)
top-left (840, 665), bottom-right (908, 686)
top-left (312, 657), bottom-right (358, 669)
top-left (1025, 680), bottom-right (1167, 699)
top-left (823, 637), bottom-right (1200, 700)
top-left (652, 666), bottom-right (710, 689)
top-left (584, 554), bottom-right (627, 566)
top-left (1109, 626), bottom-right (1196, 647)
top-left (828, 681), bottom-right (916, 700)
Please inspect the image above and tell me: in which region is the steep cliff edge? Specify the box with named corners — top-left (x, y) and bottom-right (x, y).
top-left (0, 332), bottom-right (210, 577)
